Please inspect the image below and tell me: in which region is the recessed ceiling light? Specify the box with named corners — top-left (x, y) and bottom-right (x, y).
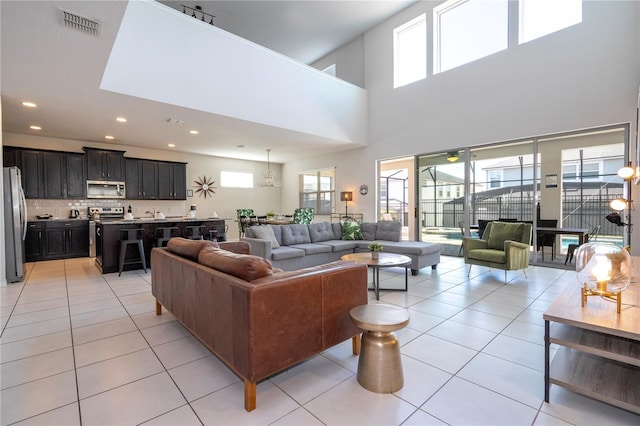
top-left (116, 117), bottom-right (127, 123)
top-left (29, 125), bottom-right (41, 130)
top-left (104, 135), bottom-right (115, 140)
top-left (22, 101), bottom-right (37, 108)
top-left (168, 143), bottom-right (176, 148)
top-left (189, 130), bottom-right (199, 135)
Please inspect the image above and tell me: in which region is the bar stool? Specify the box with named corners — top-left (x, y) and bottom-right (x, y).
top-left (186, 225), bottom-right (205, 240)
top-left (155, 226), bottom-right (178, 247)
top-left (118, 228), bottom-right (147, 276)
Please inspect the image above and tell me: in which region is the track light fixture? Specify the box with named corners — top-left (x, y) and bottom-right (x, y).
top-left (182, 4), bottom-right (215, 25)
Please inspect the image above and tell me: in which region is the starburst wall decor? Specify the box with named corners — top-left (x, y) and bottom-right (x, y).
top-left (194, 175), bottom-right (216, 198)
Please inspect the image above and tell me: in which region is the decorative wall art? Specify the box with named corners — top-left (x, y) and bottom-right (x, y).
top-left (194, 175), bottom-right (216, 198)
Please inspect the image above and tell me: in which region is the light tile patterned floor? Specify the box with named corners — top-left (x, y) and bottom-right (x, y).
top-left (1, 256), bottom-right (639, 425)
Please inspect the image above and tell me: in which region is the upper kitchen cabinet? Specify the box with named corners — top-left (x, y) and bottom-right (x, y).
top-left (84, 147), bottom-right (125, 181)
top-left (42, 151), bottom-right (64, 198)
top-left (158, 162), bottom-right (186, 200)
top-left (20, 149), bottom-right (44, 198)
top-left (125, 158), bottom-right (158, 200)
top-left (65, 153), bottom-right (86, 198)
top-left (3, 146), bottom-right (20, 168)
top-left (3, 147), bottom-right (87, 199)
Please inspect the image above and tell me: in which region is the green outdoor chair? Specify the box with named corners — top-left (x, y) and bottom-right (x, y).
top-left (293, 207), bottom-right (314, 224)
top-left (462, 221), bottom-right (532, 283)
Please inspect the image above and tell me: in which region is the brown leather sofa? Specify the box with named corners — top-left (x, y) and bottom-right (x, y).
top-left (151, 238), bottom-right (368, 411)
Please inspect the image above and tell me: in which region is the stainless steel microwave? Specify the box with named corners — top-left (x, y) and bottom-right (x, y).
top-left (86, 180), bottom-right (126, 199)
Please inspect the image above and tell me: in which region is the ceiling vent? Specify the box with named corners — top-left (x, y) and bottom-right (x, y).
top-left (61, 10), bottom-right (99, 35)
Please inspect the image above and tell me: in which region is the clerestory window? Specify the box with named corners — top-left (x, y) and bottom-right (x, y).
top-left (434, 0), bottom-right (508, 74)
top-left (393, 13), bottom-right (427, 88)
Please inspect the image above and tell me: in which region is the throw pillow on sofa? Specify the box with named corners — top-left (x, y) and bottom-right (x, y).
top-left (198, 246), bottom-right (273, 281)
top-left (342, 221), bottom-right (363, 240)
top-left (250, 225), bottom-right (280, 248)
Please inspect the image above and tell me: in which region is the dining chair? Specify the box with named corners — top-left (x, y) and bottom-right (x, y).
top-left (537, 219), bottom-right (558, 261)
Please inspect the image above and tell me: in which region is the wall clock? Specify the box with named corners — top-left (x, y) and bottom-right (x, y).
top-left (359, 184), bottom-right (368, 195)
top-left (194, 175), bottom-right (216, 198)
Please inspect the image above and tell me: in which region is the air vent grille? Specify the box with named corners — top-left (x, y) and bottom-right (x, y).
top-left (62, 10), bottom-right (99, 35)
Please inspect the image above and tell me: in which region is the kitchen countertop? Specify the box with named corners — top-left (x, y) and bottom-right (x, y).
top-left (95, 217), bottom-right (231, 225)
top-left (29, 217), bottom-right (90, 222)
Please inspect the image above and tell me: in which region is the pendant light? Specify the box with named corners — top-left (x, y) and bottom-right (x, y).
top-left (259, 149), bottom-right (281, 187)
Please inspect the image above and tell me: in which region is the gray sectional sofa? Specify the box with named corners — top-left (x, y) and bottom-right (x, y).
top-left (240, 221), bottom-right (441, 275)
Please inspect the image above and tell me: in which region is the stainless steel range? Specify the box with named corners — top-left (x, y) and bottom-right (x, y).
top-left (88, 207), bottom-right (124, 257)
top-left (88, 206), bottom-right (125, 220)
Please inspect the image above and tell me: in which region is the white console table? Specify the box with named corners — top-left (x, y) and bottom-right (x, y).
top-left (543, 264), bottom-right (640, 413)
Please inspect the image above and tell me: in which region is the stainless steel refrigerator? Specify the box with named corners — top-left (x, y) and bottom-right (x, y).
top-left (4, 166), bottom-right (27, 283)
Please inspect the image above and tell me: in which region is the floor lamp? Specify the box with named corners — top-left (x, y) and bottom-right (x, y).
top-left (340, 191), bottom-right (353, 216)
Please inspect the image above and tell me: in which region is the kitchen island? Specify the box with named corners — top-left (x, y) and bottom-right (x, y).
top-left (95, 217), bottom-right (228, 274)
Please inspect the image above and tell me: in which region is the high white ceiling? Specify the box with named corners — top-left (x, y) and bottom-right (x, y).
top-left (1, 0), bottom-right (415, 163)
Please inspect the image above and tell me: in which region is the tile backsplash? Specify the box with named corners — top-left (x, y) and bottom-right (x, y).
top-left (27, 199), bottom-right (188, 220)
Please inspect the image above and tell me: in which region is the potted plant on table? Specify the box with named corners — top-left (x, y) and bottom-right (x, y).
top-left (368, 241), bottom-right (384, 259)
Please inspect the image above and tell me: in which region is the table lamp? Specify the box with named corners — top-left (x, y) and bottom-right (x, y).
top-left (340, 191), bottom-right (353, 216)
top-left (575, 242), bottom-right (631, 313)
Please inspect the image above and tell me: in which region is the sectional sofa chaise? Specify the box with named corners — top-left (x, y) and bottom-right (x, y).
top-left (241, 221), bottom-right (441, 275)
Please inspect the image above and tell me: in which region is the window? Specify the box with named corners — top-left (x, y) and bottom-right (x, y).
top-left (393, 14), bottom-right (426, 88)
top-left (520, 0), bottom-right (582, 44)
top-left (322, 63), bottom-right (336, 77)
top-left (220, 171), bottom-right (253, 188)
top-left (434, 0), bottom-right (508, 73)
top-left (488, 170), bottom-right (503, 188)
top-left (562, 164), bottom-right (577, 180)
top-left (299, 168), bottom-right (335, 214)
top-left (562, 162), bottom-right (601, 181)
top-left (581, 162), bottom-right (599, 179)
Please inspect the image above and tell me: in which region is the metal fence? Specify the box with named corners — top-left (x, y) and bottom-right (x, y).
top-left (421, 192), bottom-right (624, 238)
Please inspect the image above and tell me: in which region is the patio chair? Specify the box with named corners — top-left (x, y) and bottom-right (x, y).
top-left (463, 221), bottom-right (532, 283)
top-left (537, 219), bottom-right (558, 261)
top-left (565, 225), bottom-right (600, 265)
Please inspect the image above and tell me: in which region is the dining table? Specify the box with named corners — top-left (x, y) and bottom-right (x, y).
top-left (536, 227), bottom-right (590, 245)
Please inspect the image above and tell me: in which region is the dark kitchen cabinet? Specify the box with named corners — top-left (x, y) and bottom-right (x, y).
top-left (85, 148), bottom-right (125, 181)
top-left (125, 158), bottom-right (158, 199)
top-left (65, 153), bottom-right (86, 198)
top-left (158, 162), bottom-right (186, 200)
top-left (3, 147), bottom-right (86, 199)
top-left (25, 222), bottom-right (45, 262)
top-left (42, 152), bottom-right (64, 198)
top-left (20, 149), bottom-right (44, 198)
top-left (43, 221), bottom-right (89, 260)
top-left (3, 146), bottom-right (20, 168)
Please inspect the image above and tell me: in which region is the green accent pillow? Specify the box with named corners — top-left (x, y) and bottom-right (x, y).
top-left (487, 222), bottom-right (524, 250)
top-left (342, 221), bottom-right (364, 240)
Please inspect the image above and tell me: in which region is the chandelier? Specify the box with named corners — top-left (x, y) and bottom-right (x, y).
top-left (259, 149), bottom-right (281, 188)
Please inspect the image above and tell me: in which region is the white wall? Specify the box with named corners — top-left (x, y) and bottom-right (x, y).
top-left (284, 1), bottom-right (640, 250)
top-left (312, 36), bottom-right (366, 88)
top-left (2, 133), bottom-right (283, 241)
top-left (102, 0), bottom-right (368, 147)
